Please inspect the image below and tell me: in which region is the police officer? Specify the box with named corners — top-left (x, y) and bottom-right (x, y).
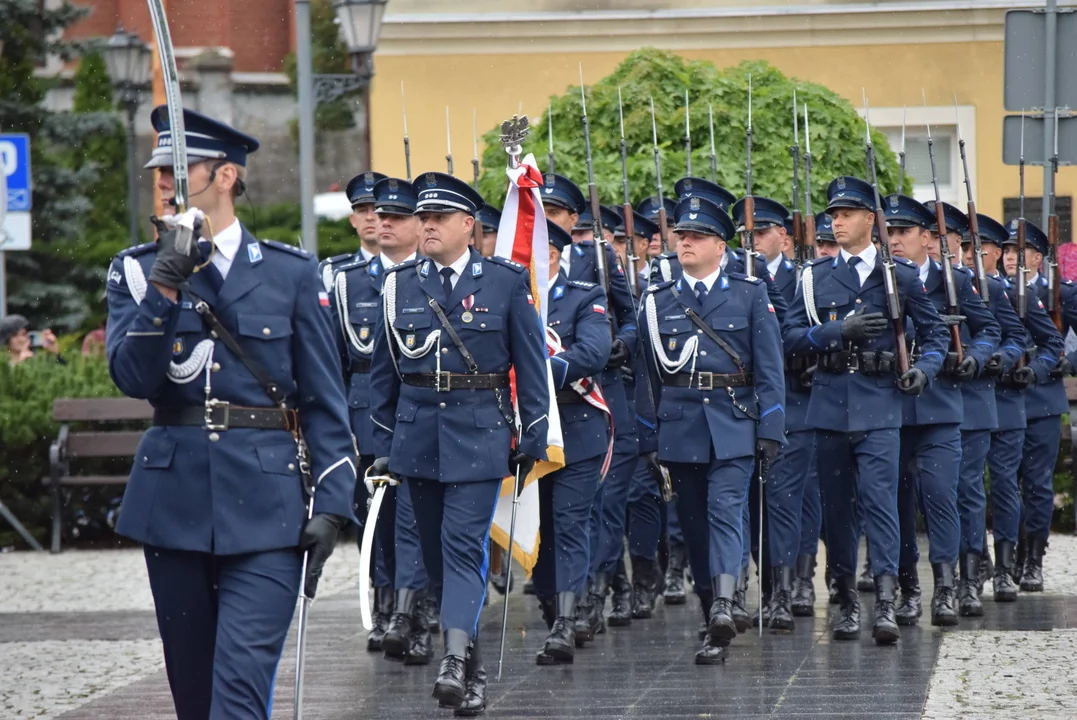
top-left (332, 177), bottom-right (435, 663)
top-left (370, 172), bottom-right (550, 715)
top-left (884, 195), bottom-right (999, 627)
top-left (107, 107), bottom-right (355, 718)
top-left (637, 195), bottom-right (679, 268)
top-left (533, 219), bottom-right (612, 664)
top-left (1002, 219), bottom-right (1068, 592)
top-left (639, 195), bottom-right (785, 664)
top-left (319, 171), bottom-right (387, 291)
top-left (783, 177), bottom-right (949, 645)
top-left (475, 205), bottom-right (501, 257)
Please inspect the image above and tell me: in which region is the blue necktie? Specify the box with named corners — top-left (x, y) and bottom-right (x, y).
top-left (440, 267), bottom-right (455, 298)
top-left (695, 280), bottom-right (708, 303)
top-left (198, 240), bottom-right (223, 293)
top-left (847, 256), bottom-right (862, 286)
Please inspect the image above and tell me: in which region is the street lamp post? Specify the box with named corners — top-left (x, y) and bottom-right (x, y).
top-left (104, 27), bottom-right (151, 247)
top-left (295, 0), bottom-right (386, 257)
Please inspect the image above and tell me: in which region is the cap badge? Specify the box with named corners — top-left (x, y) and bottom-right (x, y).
top-left (836, 177), bottom-right (847, 190)
top-left (425, 173), bottom-right (437, 188)
top-left (889, 196), bottom-right (898, 209)
top-left (388, 179), bottom-right (398, 191)
top-left (689, 197), bottom-right (700, 211)
top-left (364, 171), bottom-right (374, 184)
top-left (683, 179), bottom-right (693, 190)
top-left (545, 174), bottom-right (556, 187)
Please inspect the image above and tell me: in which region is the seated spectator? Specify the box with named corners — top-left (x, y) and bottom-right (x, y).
top-left (1, 315), bottom-right (64, 366)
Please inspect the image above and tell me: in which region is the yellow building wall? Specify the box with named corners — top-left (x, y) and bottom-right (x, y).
top-left (368, 40), bottom-right (1072, 225)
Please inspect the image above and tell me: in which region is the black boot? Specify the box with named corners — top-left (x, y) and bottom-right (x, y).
top-left (489, 553), bottom-right (512, 597)
top-left (573, 578), bottom-right (595, 644)
top-left (406, 617), bottom-right (435, 666)
top-left (522, 578), bottom-right (536, 595)
top-left (433, 629), bottom-right (470, 708)
top-left (872, 575), bottom-right (900, 645)
top-left (826, 565), bottom-right (840, 605)
top-left (977, 532), bottom-right (994, 594)
top-left (930, 562), bottom-right (958, 627)
top-left (751, 576), bottom-right (773, 629)
top-left (694, 590), bottom-right (728, 665)
top-left (769, 566), bottom-right (795, 631)
top-left (993, 540), bottom-right (1019, 602)
top-left (367, 586), bottom-right (394, 652)
top-left (631, 556), bottom-right (658, 619)
top-left (895, 565), bottom-right (922, 626)
top-left (664, 543), bottom-right (688, 605)
top-left (732, 567), bottom-right (751, 633)
top-left (707, 574), bottom-right (738, 643)
top-left (958, 553), bottom-right (984, 618)
top-left (537, 596), bottom-right (557, 631)
top-left (537, 591), bottom-right (576, 666)
top-left (383, 588), bottom-right (418, 660)
top-left (1013, 533), bottom-right (1027, 585)
top-left (857, 556), bottom-right (875, 592)
top-left (831, 575), bottom-right (860, 641)
top-left (417, 588), bottom-right (440, 633)
top-left (1020, 535), bottom-right (1047, 592)
top-left (791, 554), bottom-right (816, 617)
top-left (454, 637), bottom-right (487, 717)
top-left (608, 557), bottom-right (633, 628)
top-left (587, 572), bottom-right (610, 635)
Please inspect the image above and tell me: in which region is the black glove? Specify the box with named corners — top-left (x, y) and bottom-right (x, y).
top-left (756, 439), bottom-right (781, 468)
top-left (954, 356), bottom-right (979, 381)
top-left (840, 312), bottom-right (889, 341)
top-left (983, 353), bottom-right (1004, 378)
top-left (897, 367), bottom-right (929, 396)
top-left (1012, 366), bottom-right (1037, 388)
top-left (939, 313), bottom-right (967, 328)
top-left (605, 339), bottom-right (631, 370)
top-left (620, 364), bottom-right (635, 385)
top-left (298, 513), bottom-right (349, 599)
top-left (147, 215), bottom-right (202, 290)
top-left (371, 456), bottom-right (391, 477)
top-left (643, 451), bottom-right (665, 482)
top-left (508, 451), bottom-right (537, 494)
top-left (1051, 355), bottom-right (1075, 379)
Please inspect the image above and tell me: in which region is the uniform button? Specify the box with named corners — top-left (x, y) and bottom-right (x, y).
top-left (288, 463), bottom-right (296, 471)
top-left (442, 348), bottom-right (449, 354)
top-left (211, 330), bottom-right (219, 339)
top-left (439, 402), bottom-right (446, 409)
top-left (208, 432), bottom-right (220, 442)
top-left (480, 323), bottom-right (487, 328)
top-left (262, 327), bottom-right (271, 336)
top-left (856, 298), bottom-right (863, 304)
top-left (703, 398), bottom-right (711, 405)
top-left (152, 317), bottom-right (162, 327)
top-left (697, 329), bottom-right (703, 335)
top-left (700, 351), bottom-right (707, 356)
top-left (728, 324), bottom-right (734, 328)
top-left (211, 362), bottom-right (221, 372)
top-left (408, 323), bottom-right (414, 329)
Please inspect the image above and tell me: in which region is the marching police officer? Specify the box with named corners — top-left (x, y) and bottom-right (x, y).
top-left (884, 195), bottom-right (999, 627)
top-left (369, 172), bottom-right (550, 715)
top-left (107, 107), bottom-right (355, 718)
top-left (319, 171), bottom-right (387, 291)
top-left (533, 219), bottom-right (612, 664)
top-left (475, 205), bottom-right (501, 257)
top-left (639, 195), bottom-right (786, 664)
top-left (783, 177), bottom-right (949, 645)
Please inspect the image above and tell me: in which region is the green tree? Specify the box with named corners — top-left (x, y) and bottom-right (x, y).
top-left (283, 0), bottom-right (356, 133)
top-left (478, 49), bottom-right (908, 211)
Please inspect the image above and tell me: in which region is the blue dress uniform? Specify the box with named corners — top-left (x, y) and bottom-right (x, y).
top-left (369, 173), bottom-right (550, 709)
top-left (317, 171), bottom-right (386, 292)
top-left (330, 177), bottom-right (432, 662)
top-left (883, 196), bottom-right (1000, 628)
top-left (639, 196), bottom-right (785, 663)
top-left (1010, 219), bottom-right (1069, 592)
top-left (783, 177), bottom-right (949, 645)
top-left (107, 109), bottom-right (356, 719)
top-left (532, 220), bottom-right (612, 664)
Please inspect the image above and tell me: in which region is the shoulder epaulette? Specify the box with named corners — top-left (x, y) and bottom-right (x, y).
top-left (262, 239), bottom-right (313, 259)
top-left (336, 258), bottom-right (370, 274)
top-left (645, 280), bottom-right (675, 294)
top-left (567, 280), bottom-right (596, 290)
top-left (1064, 279), bottom-right (1074, 287)
top-left (894, 256), bottom-right (917, 268)
top-left (486, 255), bottom-right (526, 273)
top-left (116, 241), bottom-right (156, 259)
top-left (807, 256), bottom-right (831, 267)
top-left (958, 265), bottom-right (974, 277)
top-left (385, 257), bottom-right (419, 274)
top-left (726, 271), bottom-right (763, 285)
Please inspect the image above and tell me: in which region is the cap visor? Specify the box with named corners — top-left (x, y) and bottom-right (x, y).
top-left (825, 199), bottom-right (870, 214)
top-left (375, 205), bottom-right (414, 216)
top-left (674, 222), bottom-right (721, 238)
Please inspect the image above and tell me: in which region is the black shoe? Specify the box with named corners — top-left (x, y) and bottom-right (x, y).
top-left (490, 563), bottom-right (513, 596)
top-left (791, 554), bottom-right (816, 617)
top-left (993, 540), bottom-right (1019, 602)
top-left (454, 639), bottom-right (487, 717)
top-left (707, 574), bottom-right (738, 643)
top-left (732, 567), bottom-right (751, 633)
top-left (537, 592), bottom-right (576, 665)
top-left (895, 566), bottom-right (922, 626)
top-left (522, 579), bottom-right (536, 595)
top-left (433, 629), bottom-right (470, 708)
top-left (417, 589), bottom-right (440, 633)
top-left (608, 558), bottom-right (633, 628)
top-left (1020, 535), bottom-right (1047, 592)
top-left (664, 544), bottom-right (688, 605)
top-left (694, 590), bottom-right (727, 664)
top-left (872, 575), bottom-right (900, 645)
top-left (1013, 534), bottom-right (1027, 585)
top-left (367, 585), bottom-right (394, 652)
top-left (631, 556), bottom-right (658, 619)
top-left (769, 566), bottom-right (795, 632)
top-left (573, 578), bottom-right (595, 644)
top-left (977, 533), bottom-right (994, 595)
top-left (831, 575), bottom-right (860, 641)
top-left (958, 553), bottom-right (984, 618)
top-left (857, 559), bottom-right (875, 593)
top-left (930, 563), bottom-right (958, 627)
top-left (587, 572), bottom-right (610, 635)
top-left (384, 588), bottom-right (418, 660)
top-left (405, 623), bottom-right (435, 666)
top-left (827, 566), bottom-right (840, 605)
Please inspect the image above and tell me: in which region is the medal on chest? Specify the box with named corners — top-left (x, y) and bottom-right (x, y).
top-left (462, 294), bottom-right (475, 324)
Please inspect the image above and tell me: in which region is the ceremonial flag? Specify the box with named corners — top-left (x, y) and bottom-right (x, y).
top-left (489, 153), bottom-right (565, 575)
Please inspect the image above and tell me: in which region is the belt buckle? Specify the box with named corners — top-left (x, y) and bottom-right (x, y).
top-left (434, 371), bottom-right (452, 392)
top-left (697, 371), bottom-right (714, 391)
top-left (204, 399), bottom-right (230, 431)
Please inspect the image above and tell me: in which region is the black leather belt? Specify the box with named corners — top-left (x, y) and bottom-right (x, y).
top-left (402, 372), bottom-right (510, 392)
top-left (556, 389), bottom-right (587, 404)
top-left (817, 351), bottom-right (896, 376)
top-left (153, 403), bottom-right (299, 432)
top-left (661, 371), bottom-right (753, 389)
top-left (350, 358), bottom-right (371, 374)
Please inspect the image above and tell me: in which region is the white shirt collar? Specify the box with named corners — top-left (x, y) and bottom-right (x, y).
top-left (433, 249), bottom-right (473, 279)
top-left (380, 251), bottom-right (416, 271)
top-left (681, 265), bottom-right (722, 294)
top-left (766, 253), bottom-right (783, 278)
top-left (1028, 271), bottom-right (1040, 286)
top-left (360, 246), bottom-right (376, 262)
top-left (212, 218), bottom-right (243, 261)
top-left (719, 252), bottom-right (729, 270)
top-left (839, 244), bottom-right (877, 285)
top-left (918, 257), bottom-right (932, 285)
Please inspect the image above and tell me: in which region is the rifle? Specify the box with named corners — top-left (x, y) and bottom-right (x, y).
top-left (579, 64), bottom-right (611, 300)
top-left (445, 106), bottom-right (454, 176)
top-left (1017, 114), bottom-right (1028, 320)
top-left (1047, 110), bottom-right (1062, 329)
top-left (547, 103), bottom-right (556, 175)
top-left (684, 90), bottom-right (692, 178)
top-left (401, 82), bottom-right (412, 181)
top-left (954, 95), bottom-right (988, 304)
top-left (802, 103), bottom-right (817, 263)
top-left (897, 106), bottom-right (907, 192)
top-left (471, 109), bottom-right (484, 248)
top-left (707, 104), bottom-right (718, 184)
top-left (923, 90), bottom-right (963, 362)
top-left (864, 92), bottom-right (911, 374)
top-left (743, 75), bottom-right (755, 281)
top-left (790, 88), bottom-right (804, 278)
top-left (618, 86), bottom-right (639, 300)
top-left (649, 97), bottom-right (670, 253)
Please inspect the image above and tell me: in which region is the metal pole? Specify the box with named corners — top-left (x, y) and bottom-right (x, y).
top-left (1043, 0), bottom-right (1057, 234)
top-left (126, 102), bottom-right (141, 246)
top-left (0, 252), bottom-right (6, 318)
top-left (295, 0), bottom-right (318, 257)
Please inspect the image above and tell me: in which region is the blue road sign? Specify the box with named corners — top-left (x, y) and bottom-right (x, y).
top-left (1, 134), bottom-right (31, 212)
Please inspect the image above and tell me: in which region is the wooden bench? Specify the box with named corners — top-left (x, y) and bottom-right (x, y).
top-left (43, 398), bottom-right (153, 553)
